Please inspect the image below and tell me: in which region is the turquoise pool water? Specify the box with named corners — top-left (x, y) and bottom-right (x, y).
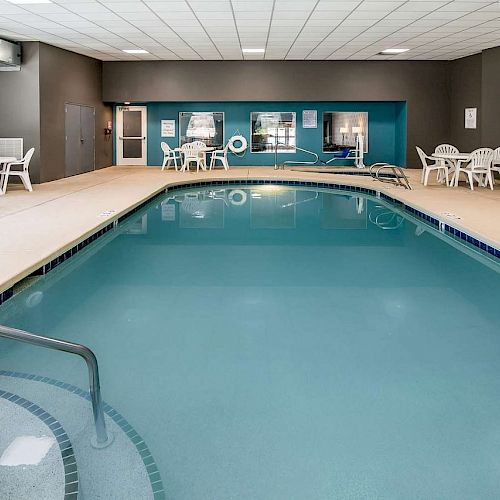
top-left (1, 185), bottom-right (500, 499)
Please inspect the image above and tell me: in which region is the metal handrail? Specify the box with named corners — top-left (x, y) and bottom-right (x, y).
top-left (0, 324), bottom-right (110, 447)
top-left (369, 163), bottom-right (412, 190)
top-left (274, 142), bottom-right (319, 170)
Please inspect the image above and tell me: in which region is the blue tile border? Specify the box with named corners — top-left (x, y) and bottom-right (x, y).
top-left (0, 389), bottom-right (79, 500)
top-left (0, 370), bottom-right (165, 500)
top-left (0, 178), bottom-right (498, 309)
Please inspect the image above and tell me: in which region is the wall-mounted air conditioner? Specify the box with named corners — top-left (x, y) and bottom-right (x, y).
top-left (0, 39), bottom-right (21, 72)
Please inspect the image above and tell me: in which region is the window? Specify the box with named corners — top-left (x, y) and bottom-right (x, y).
top-left (251, 112), bottom-right (296, 153)
top-left (179, 112), bottom-right (224, 148)
top-left (322, 112), bottom-right (368, 153)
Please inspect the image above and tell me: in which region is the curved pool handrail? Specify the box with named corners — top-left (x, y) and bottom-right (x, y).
top-left (274, 142), bottom-right (319, 170)
top-left (0, 324), bottom-right (109, 447)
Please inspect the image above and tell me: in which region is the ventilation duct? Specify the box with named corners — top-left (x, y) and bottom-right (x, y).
top-left (0, 39), bottom-right (21, 71)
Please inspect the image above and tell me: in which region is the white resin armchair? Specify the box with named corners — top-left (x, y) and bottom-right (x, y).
top-left (434, 144), bottom-right (459, 183)
top-left (161, 142), bottom-right (180, 171)
top-left (455, 148), bottom-right (494, 190)
top-left (210, 143), bottom-right (230, 170)
top-left (181, 142), bottom-right (206, 172)
top-left (416, 146), bottom-right (449, 186)
top-left (491, 147), bottom-right (500, 184)
top-left (0, 147), bottom-right (35, 195)
top-left (435, 144), bottom-right (459, 155)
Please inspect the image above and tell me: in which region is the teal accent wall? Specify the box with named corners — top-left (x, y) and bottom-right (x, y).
top-left (121, 101), bottom-right (407, 167)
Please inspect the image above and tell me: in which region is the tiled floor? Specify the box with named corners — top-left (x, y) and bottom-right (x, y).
top-left (1, 165), bottom-right (499, 294)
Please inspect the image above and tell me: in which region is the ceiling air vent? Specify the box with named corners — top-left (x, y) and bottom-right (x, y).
top-left (0, 39), bottom-right (21, 72)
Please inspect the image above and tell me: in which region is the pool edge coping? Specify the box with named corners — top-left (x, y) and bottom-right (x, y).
top-left (1, 174), bottom-right (499, 305)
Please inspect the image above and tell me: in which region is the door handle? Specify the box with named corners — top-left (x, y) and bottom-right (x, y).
top-left (119, 137), bottom-right (145, 140)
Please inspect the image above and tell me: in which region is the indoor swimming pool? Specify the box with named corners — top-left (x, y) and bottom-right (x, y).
top-left (1, 184), bottom-right (500, 499)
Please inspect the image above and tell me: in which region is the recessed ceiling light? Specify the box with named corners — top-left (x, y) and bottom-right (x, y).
top-left (242, 48), bottom-right (265, 54)
top-left (122, 49), bottom-right (149, 54)
top-left (380, 48), bottom-right (409, 55)
top-left (6, 0), bottom-right (52, 3)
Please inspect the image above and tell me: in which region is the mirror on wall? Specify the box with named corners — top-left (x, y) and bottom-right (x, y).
top-left (251, 112), bottom-right (296, 153)
top-left (179, 112), bottom-right (224, 148)
top-left (323, 112), bottom-right (368, 153)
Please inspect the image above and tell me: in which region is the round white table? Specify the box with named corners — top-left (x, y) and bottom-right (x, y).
top-left (432, 152), bottom-right (470, 187)
top-left (0, 157), bottom-right (17, 194)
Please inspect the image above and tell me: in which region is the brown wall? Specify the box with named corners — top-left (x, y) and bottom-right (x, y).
top-left (103, 60), bottom-right (451, 167)
top-left (480, 46), bottom-right (500, 149)
top-left (0, 42), bottom-right (41, 182)
top-left (447, 48), bottom-right (500, 152)
top-left (448, 54), bottom-right (482, 152)
top-left (39, 43), bottom-right (112, 183)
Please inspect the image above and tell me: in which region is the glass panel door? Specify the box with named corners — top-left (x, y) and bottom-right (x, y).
top-left (116, 106), bottom-right (147, 165)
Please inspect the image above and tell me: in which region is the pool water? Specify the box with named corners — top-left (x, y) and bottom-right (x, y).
top-left (1, 185), bottom-right (500, 499)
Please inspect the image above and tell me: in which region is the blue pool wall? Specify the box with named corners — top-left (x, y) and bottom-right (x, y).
top-left (115, 101), bottom-right (407, 167)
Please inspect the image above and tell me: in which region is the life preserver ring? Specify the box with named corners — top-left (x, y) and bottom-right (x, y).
top-left (228, 189), bottom-right (247, 206)
top-left (228, 135), bottom-right (247, 154)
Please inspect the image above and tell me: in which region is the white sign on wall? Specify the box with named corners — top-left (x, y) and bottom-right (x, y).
top-left (465, 108), bottom-right (477, 129)
top-left (161, 120), bottom-right (176, 137)
top-left (302, 110), bottom-right (317, 128)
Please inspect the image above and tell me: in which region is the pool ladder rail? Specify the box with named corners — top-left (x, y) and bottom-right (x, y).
top-left (369, 163), bottom-right (412, 190)
top-left (0, 324), bottom-right (112, 448)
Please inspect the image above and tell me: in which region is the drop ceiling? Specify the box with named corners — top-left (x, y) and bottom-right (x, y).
top-left (0, 0), bottom-right (500, 61)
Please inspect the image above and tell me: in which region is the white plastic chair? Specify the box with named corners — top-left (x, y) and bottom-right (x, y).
top-left (161, 142), bottom-right (181, 171)
top-left (434, 144), bottom-right (459, 183)
top-left (416, 146), bottom-right (449, 186)
top-left (435, 144), bottom-right (459, 155)
top-left (210, 143), bottom-right (230, 170)
top-left (491, 147), bottom-right (500, 184)
top-left (454, 148), bottom-right (494, 190)
top-left (0, 147), bottom-right (35, 195)
top-left (181, 142), bottom-right (206, 172)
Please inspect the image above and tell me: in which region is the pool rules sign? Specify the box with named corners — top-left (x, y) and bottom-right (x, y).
top-left (465, 108), bottom-right (477, 129)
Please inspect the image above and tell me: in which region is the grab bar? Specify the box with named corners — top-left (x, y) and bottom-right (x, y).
top-left (0, 324), bottom-right (110, 447)
top-left (274, 142), bottom-right (319, 170)
top-left (369, 163), bottom-right (412, 190)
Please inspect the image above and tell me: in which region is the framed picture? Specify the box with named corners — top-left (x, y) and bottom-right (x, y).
top-left (161, 120), bottom-right (175, 137)
top-left (465, 108), bottom-right (477, 129)
top-left (302, 110), bottom-right (317, 128)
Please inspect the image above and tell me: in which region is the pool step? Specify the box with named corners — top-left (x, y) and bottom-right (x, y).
top-left (0, 373), bottom-right (165, 499)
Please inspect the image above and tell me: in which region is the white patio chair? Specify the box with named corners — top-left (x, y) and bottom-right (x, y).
top-left (435, 144), bottom-right (459, 155)
top-left (161, 142), bottom-right (180, 171)
top-left (0, 147), bottom-right (35, 195)
top-left (434, 144), bottom-right (459, 183)
top-left (416, 146), bottom-right (449, 186)
top-left (454, 148), bottom-right (494, 190)
top-left (491, 147), bottom-right (500, 184)
top-left (181, 142), bottom-right (206, 172)
top-left (210, 143), bottom-right (230, 170)
top-left (191, 140), bottom-right (208, 168)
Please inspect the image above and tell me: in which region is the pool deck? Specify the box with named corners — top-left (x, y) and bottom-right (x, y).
top-left (1, 165), bottom-right (499, 295)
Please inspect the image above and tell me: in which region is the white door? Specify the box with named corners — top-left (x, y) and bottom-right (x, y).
top-left (116, 106), bottom-right (147, 165)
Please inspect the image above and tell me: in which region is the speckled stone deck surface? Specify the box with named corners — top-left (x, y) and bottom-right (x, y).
top-left (1, 165), bottom-right (499, 295)
top-left (0, 397), bottom-right (65, 500)
top-left (0, 374), bottom-right (158, 499)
